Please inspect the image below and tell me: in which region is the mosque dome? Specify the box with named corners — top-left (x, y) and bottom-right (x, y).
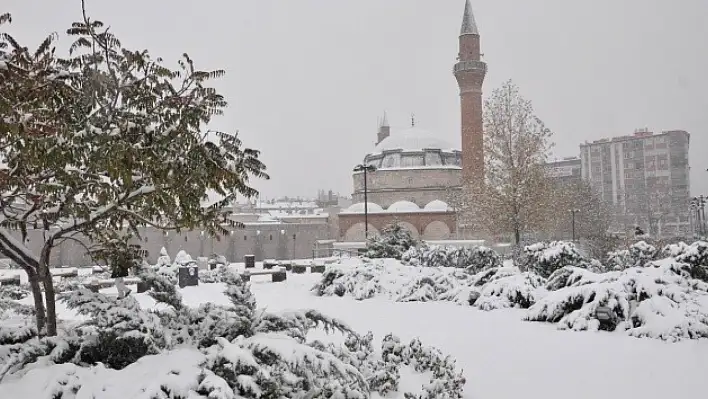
top-left (363, 127), bottom-right (462, 170)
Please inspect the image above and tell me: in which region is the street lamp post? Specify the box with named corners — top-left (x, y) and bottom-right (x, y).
top-left (570, 209), bottom-right (580, 242)
top-left (691, 195), bottom-right (707, 237)
top-left (353, 164), bottom-right (377, 240)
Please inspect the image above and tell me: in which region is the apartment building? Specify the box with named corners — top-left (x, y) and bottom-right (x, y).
top-left (579, 129), bottom-right (691, 236)
top-left (546, 157), bottom-right (583, 186)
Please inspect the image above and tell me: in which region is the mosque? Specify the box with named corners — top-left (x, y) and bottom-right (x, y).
top-left (339, 0), bottom-right (487, 242)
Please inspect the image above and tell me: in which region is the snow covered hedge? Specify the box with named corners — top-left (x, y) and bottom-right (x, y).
top-left (520, 241), bottom-right (595, 277)
top-left (525, 260), bottom-right (708, 341)
top-left (312, 258), bottom-right (547, 311)
top-left (402, 244), bottom-right (502, 272)
top-left (314, 250), bottom-right (708, 342)
top-left (606, 240), bottom-right (658, 270)
top-left (0, 269), bottom-right (468, 398)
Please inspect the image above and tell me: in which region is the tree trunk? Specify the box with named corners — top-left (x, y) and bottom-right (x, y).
top-left (25, 267), bottom-right (47, 335)
top-left (514, 228), bottom-right (521, 245)
top-left (39, 241), bottom-right (58, 336)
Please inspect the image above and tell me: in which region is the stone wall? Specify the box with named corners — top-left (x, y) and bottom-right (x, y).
top-left (352, 168), bottom-right (461, 208)
top-left (7, 223), bottom-right (333, 267)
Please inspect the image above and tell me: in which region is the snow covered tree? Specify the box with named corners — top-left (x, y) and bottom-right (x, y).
top-left (0, 3), bottom-right (267, 336)
top-left (463, 80), bottom-right (554, 244)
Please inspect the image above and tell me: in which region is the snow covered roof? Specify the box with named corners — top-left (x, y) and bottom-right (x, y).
top-left (460, 0), bottom-right (479, 36)
top-left (370, 127), bottom-right (458, 154)
top-left (342, 202), bottom-right (385, 214)
top-left (340, 200), bottom-right (454, 215)
top-left (424, 200), bottom-right (450, 212)
top-left (388, 201), bottom-right (420, 213)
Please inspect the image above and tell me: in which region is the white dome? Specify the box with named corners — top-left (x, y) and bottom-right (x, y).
top-left (372, 127), bottom-right (457, 153)
top-left (424, 200), bottom-right (450, 212)
top-left (387, 200), bottom-right (421, 213)
top-left (343, 202), bottom-right (384, 214)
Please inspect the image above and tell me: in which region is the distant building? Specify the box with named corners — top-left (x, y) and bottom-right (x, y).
top-left (579, 128), bottom-right (691, 236)
top-left (545, 157), bottom-right (582, 186)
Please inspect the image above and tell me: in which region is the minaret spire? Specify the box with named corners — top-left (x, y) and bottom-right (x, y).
top-left (454, 0), bottom-right (486, 185)
top-left (376, 112), bottom-right (391, 145)
top-left (460, 0), bottom-right (479, 36)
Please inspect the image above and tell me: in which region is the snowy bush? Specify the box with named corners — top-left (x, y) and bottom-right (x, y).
top-left (366, 223), bottom-right (419, 260)
top-left (156, 247), bottom-right (172, 268)
top-left (525, 261), bottom-right (708, 341)
top-left (1, 263), bottom-right (469, 397)
top-left (0, 286), bottom-right (29, 301)
top-left (522, 241), bottom-right (590, 277)
top-left (208, 253), bottom-right (228, 268)
top-left (312, 259), bottom-right (386, 300)
top-left (471, 268), bottom-right (547, 311)
top-left (661, 241), bottom-right (690, 258)
top-left (673, 241), bottom-right (708, 282)
top-left (313, 258), bottom-right (548, 312)
top-left (402, 244), bottom-right (501, 272)
top-left (198, 267), bottom-right (231, 284)
top-left (396, 274), bottom-right (461, 303)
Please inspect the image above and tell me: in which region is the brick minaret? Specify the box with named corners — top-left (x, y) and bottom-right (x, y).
top-left (454, 0), bottom-right (486, 184)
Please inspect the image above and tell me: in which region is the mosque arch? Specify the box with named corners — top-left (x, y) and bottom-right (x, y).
top-left (422, 221), bottom-right (451, 240)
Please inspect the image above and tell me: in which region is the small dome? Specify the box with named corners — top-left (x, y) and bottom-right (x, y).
top-left (344, 202), bottom-right (384, 214)
top-left (388, 200), bottom-right (421, 213)
top-left (424, 200), bottom-right (450, 212)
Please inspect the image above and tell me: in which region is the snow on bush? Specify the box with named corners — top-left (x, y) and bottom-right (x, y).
top-left (0, 286), bottom-right (29, 301)
top-left (0, 267), bottom-right (468, 397)
top-left (661, 241), bottom-right (691, 258)
top-left (525, 260), bottom-right (708, 341)
top-left (312, 258), bottom-right (466, 301)
top-left (402, 244), bottom-right (502, 272)
top-left (521, 241), bottom-right (590, 277)
top-left (608, 241), bottom-right (658, 271)
top-left (673, 241), bottom-right (708, 282)
top-left (155, 247), bottom-right (171, 268)
top-left (472, 268), bottom-right (547, 311)
top-left (366, 223), bottom-right (419, 260)
top-left (313, 258), bottom-right (548, 311)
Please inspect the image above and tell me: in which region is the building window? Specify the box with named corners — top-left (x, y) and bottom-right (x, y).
top-left (424, 151), bottom-right (442, 166)
top-left (401, 154), bottom-right (424, 168)
top-left (382, 153), bottom-right (400, 168)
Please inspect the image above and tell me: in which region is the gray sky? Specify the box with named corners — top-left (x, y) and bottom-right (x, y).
top-left (4, 0), bottom-right (707, 200)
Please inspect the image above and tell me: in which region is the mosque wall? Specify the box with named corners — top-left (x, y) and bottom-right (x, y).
top-left (338, 212), bottom-right (457, 241)
top-left (352, 168), bottom-right (461, 208)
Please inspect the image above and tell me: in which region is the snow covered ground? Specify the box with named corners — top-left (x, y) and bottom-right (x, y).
top-left (8, 271), bottom-right (703, 399)
top-left (4, 257), bottom-right (708, 399)
top-left (241, 276), bottom-right (708, 399)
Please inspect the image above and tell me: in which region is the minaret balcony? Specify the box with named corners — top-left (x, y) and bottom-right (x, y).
top-left (453, 60), bottom-right (487, 74)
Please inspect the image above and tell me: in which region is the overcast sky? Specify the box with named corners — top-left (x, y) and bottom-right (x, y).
top-left (4, 0), bottom-right (707, 200)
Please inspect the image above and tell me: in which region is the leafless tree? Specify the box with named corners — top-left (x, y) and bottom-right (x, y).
top-left (461, 80), bottom-right (554, 245)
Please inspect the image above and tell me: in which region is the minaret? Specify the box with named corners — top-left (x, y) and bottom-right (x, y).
top-left (376, 111), bottom-right (390, 145)
top-left (454, 0), bottom-right (486, 184)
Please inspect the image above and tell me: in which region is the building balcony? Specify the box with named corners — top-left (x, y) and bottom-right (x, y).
top-left (453, 60), bottom-right (487, 74)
